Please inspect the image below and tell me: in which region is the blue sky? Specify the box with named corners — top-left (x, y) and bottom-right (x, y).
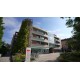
top-left (2, 17), bottom-right (73, 44)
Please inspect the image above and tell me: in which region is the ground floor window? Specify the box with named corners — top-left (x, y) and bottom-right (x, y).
top-left (31, 48), bottom-right (49, 54)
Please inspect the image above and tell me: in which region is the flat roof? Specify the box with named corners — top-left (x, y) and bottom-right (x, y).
top-left (33, 26), bottom-right (48, 33)
top-left (32, 26), bottom-right (58, 37)
top-left (61, 38), bottom-right (71, 41)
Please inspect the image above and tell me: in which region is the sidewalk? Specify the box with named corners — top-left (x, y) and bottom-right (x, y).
top-left (34, 52), bottom-right (60, 62)
top-left (0, 54), bottom-right (10, 62)
top-left (0, 57), bottom-right (10, 62)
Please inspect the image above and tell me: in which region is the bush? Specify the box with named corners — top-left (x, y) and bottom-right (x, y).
top-left (12, 53), bottom-right (26, 62)
top-left (30, 57), bottom-right (35, 61)
top-left (58, 52), bottom-right (80, 62)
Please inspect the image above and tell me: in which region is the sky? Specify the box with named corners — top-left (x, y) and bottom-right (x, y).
top-left (2, 17), bottom-right (73, 44)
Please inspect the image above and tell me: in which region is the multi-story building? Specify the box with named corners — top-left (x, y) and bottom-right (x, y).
top-left (61, 38), bottom-right (72, 52)
top-left (11, 19), bottom-right (61, 54)
top-left (54, 34), bottom-right (62, 51)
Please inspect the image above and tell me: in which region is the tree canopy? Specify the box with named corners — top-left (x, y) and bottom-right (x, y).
top-left (13, 19), bottom-right (32, 54)
top-left (65, 17), bottom-right (80, 51)
top-left (0, 42), bottom-right (11, 56)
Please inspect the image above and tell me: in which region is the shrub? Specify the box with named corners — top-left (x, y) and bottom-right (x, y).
top-left (12, 53), bottom-right (26, 62)
top-left (58, 52), bottom-right (80, 62)
top-left (30, 57), bottom-right (35, 61)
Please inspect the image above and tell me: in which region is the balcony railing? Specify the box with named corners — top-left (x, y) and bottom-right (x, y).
top-left (31, 44), bottom-right (49, 48)
top-left (32, 31), bottom-right (48, 37)
top-left (31, 37), bottom-right (48, 43)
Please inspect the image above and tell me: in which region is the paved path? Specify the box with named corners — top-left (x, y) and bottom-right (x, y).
top-left (34, 52), bottom-right (60, 62)
top-left (0, 57), bottom-right (10, 62)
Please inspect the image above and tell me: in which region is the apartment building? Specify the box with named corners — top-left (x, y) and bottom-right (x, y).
top-left (61, 38), bottom-right (72, 52)
top-left (11, 19), bottom-right (61, 54)
top-left (54, 34), bottom-right (62, 51)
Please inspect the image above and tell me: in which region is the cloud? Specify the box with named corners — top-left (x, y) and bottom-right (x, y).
top-left (48, 28), bottom-right (72, 39)
top-left (35, 22), bottom-right (41, 25)
top-left (3, 17), bottom-right (21, 43)
top-left (33, 21), bottom-right (41, 27)
top-left (2, 17), bottom-right (73, 43)
top-left (48, 29), bottom-right (61, 34)
top-left (3, 17), bottom-right (21, 30)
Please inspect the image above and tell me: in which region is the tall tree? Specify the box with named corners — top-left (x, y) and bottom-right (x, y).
top-left (65, 17), bottom-right (80, 51)
top-left (0, 42), bottom-right (11, 56)
top-left (13, 19), bottom-right (32, 53)
top-left (0, 17), bottom-right (4, 48)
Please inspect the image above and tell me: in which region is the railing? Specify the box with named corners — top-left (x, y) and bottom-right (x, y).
top-left (32, 31), bottom-right (48, 37)
top-left (31, 44), bottom-right (49, 48)
top-left (31, 37), bottom-right (48, 42)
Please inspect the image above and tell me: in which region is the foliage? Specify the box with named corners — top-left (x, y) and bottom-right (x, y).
top-left (30, 57), bottom-right (35, 61)
top-left (0, 17), bottom-right (4, 48)
top-left (0, 42), bottom-right (11, 56)
top-left (59, 17), bottom-right (80, 62)
top-left (64, 17), bottom-right (80, 51)
top-left (13, 19), bottom-right (32, 53)
top-left (58, 52), bottom-right (80, 62)
top-left (12, 53), bottom-right (26, 62)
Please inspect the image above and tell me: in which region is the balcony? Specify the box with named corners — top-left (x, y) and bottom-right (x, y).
top-left (55, 40), bottom-right (60, 44)
top-left (31, 44), bottom-right (49, 48)
top-left (54, 44), bottom-right (60, 47)
top-left (54, 36), bottom-right (59, 40)
top-left (31, 37), bottom-right (48, 43)
top-left (54, 38), bottom-right (60, 42)
top-left (32, 31), bottom-right (48, 37)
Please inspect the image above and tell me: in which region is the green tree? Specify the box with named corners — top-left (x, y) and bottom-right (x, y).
top-left (14, 19), bottom-right (32, 54)
top-left (0, 17), bottom-right (4, 48)
top-left (65, 17), bottom-right (80, 51)
top-left (0, 42), bottom-right (11, 56)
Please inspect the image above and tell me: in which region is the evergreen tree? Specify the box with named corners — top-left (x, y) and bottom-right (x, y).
top-left (14, 19), bottom-right (32, 53)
